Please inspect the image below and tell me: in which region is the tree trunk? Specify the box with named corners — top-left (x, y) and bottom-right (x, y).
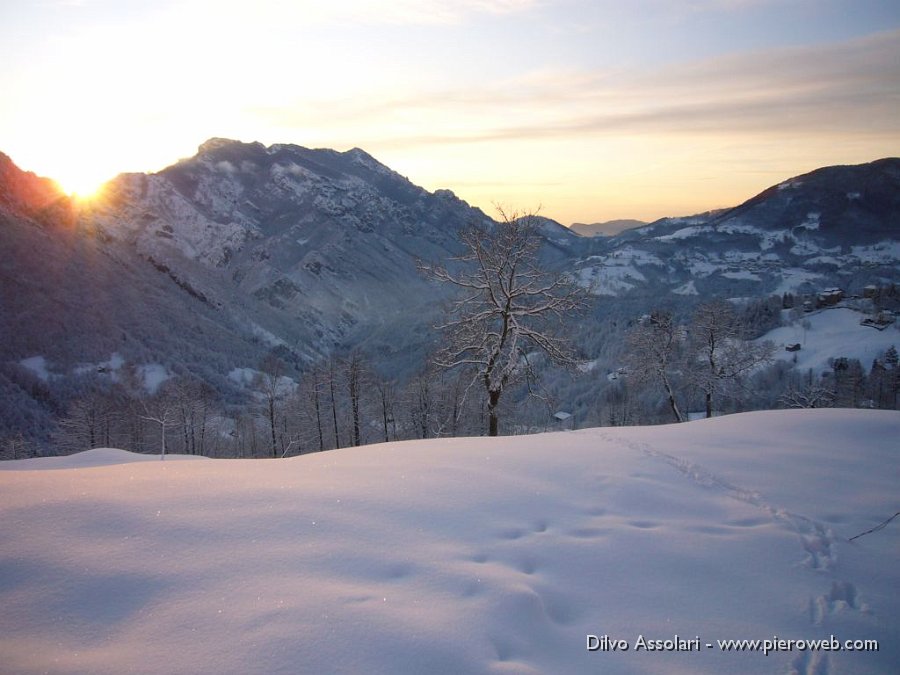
top-left (329, 373), bottom-right (340, 449)
top-left (349, 363), bottom-right (361, 447)
top-left (313, 378), bottom-right (324, 452)
top-left (487, 389), bottom-right (501, 436)
top-left (269, 397), bottom-right (278, 458)
top-left (380, 387), bottom-right (390, 443)
top-left (660, 372), bottom-right (684, 423)
top-left (705, 391), bottom-right (712, 418)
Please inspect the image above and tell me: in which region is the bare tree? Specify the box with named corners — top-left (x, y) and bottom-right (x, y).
top-left (327, 356), bottom-right (342, 449)
top-left (140, 384), bottom-right (179, 460)
top-left (173, 379), bottom-right (217, 455)
top-left (255, 355), bottom-right (293, 458)
top-left (55, 390), bottom-right (117, 454)
top-left (407, 371), bottom-right (433, 439)
top-left (420, 209), bottom-right (588, 436)
top-left (779, 370), bottom-right (835, 409)
top-left (687, 299), bottom-right (775, 418)
top-left (625, 310), bottom-right (685, 423)
top-left (373, 374), bottom-right (398, 443)
top-left (308, 365), bottom-right (327, 451)
top-left (0, 433), bottom-right (30, 460)
top-left (343, 352), bottom-right (365, 447)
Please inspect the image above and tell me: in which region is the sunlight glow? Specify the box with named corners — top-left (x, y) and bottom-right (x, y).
top-left (55, 173), bottom-right (109, 201)
top-left (0, 2), bottom-right (897, 223)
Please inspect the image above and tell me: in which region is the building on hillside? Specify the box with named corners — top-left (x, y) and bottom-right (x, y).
top-left (552, 411), bottom-right (574, 430)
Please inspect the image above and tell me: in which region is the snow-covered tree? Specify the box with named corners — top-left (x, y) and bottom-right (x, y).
top-left (779, 369), bottom-right (835, 409)
top-left (421, 210), bottom-right (588, 436)
top-left (625, 310), bottom-right (686, 423)
top-left (686, 299), bottom-right (775, 418)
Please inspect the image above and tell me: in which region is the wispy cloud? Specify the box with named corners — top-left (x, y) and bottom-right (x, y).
top-left (263, 29), bottom-right (899, 149)
top-left (187, 0), bottom-right (541, 26)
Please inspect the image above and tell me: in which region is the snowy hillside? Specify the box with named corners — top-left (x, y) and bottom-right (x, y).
top-left (1, 410), bottom-right (897, 674)
top-left (761, 307), bottom-right (899, 375)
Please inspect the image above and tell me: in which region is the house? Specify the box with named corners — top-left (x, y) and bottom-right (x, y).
top-left (552, 411), bottom-right (574, 430)
top-left (817, 288), bottom-right (844, 307)
top-left (861, 311), bottom-right (896, 331)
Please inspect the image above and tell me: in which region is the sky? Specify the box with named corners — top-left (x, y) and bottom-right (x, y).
top-left (1, 0), bottom-right (898, 225)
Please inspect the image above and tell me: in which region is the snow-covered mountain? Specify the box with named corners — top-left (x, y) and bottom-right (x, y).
top-left (0, 141), bottom-right (507, 425)
top-left (85, 139), bottom-right (506, 357)
top-left (1, 144), bottom-right (898, 444)
top-left (570, 218), bottom-right (647, 237)
top-left (573, 159), bottom-right (900, 299)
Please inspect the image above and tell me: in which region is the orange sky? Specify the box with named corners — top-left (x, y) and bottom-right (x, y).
top-left (1, 1), bottom-right (898, 224)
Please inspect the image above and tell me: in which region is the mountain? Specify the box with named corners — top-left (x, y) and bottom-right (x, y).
top-left (570, 219), bottom-right (646, 237)
top-left (0, 140), bottom-right (507, 444)
top-left (1, 144), bottom-right (898, 447)
top-left (572, 159), bottom-right (900, 298)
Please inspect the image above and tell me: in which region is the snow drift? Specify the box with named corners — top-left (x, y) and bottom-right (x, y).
top-left (1, 410), bottom-right (897, 674)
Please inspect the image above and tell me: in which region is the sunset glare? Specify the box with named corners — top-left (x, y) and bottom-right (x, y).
top-left (1, 0), bottom-right (899, 225)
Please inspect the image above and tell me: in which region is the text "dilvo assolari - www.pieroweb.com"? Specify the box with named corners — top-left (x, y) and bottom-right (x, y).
top-left (587, 634), bottom-right (879, 655)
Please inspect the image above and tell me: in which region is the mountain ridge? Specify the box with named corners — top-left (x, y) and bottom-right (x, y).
top-left (1, 142), bottom-right (898, 447)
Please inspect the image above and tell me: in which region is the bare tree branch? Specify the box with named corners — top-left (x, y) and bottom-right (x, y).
top-left (420, 209), bottom-right (589, 436)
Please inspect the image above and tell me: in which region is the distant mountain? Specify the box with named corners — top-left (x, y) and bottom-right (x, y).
top-left (1, 144), bottom-right (898, 446)
top-left (570, 219), bottom-right (646, 237)
top-left (573, 160), bottom-right (900, 298)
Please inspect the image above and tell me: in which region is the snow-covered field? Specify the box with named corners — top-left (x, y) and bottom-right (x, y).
top-left (762, 307), bottom-right (899, 375)
top-left (1, 410), bottom-right (897, 674)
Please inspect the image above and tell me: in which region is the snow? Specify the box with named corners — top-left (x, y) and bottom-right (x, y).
top-left (772, 268), bottom-right (825, 295)
top-left (0, 410), bottom-right (897, 674)
top-left (672, 280), bottom-right (698, 295)
top-left (716, 223), bottom-right (790, 250)
top-left (227, 367), bottom-right (297, 396)
top-left (137, 363), bottom-right (172, 394)
top-left (19, 355), bottom-right (51, 381)
top-left (577, 264), bottom-right (645, 296)
top-left (721, 270), bottom-right (761, 281)
top-left (250, 321), bottom-right (287, 347)
top-left (761, 307), bottom-right (899, 374)
top-left (791, 240), bottom-right (822, 256)
top-left (850, 241), bottom-right (900, 265)
top-left (805, 256), bottom-right (843, 267)
top-left (798, 212), bottom-right (821, 231)
top-left (606, 247), bottom-right (664, 267)
top-left (1, 448), bottom-right (208, 471)
top-left (656, 225), bottom-right (711, 242)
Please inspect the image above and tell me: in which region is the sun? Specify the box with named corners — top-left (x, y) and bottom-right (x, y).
top-left (54, 172), bottom-right (111, 201)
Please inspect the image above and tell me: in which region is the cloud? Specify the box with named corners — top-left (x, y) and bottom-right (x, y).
top-left (189, 0), bottom-right (541, 26)
top-left (278, 28), bottom-right (900, 148)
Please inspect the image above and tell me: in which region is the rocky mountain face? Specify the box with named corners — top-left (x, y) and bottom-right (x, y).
top-left (1, 143), bottom-right (897, 445)
top-left (86, 139), bottom-right (504, 358)
top-left (0, 140), bottom-right (502, 443)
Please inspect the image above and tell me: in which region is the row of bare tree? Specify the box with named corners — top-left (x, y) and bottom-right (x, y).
top-left (47, 351), bottom-right (496, 459)
top-left (623, 299), bottom-right (776, 423)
